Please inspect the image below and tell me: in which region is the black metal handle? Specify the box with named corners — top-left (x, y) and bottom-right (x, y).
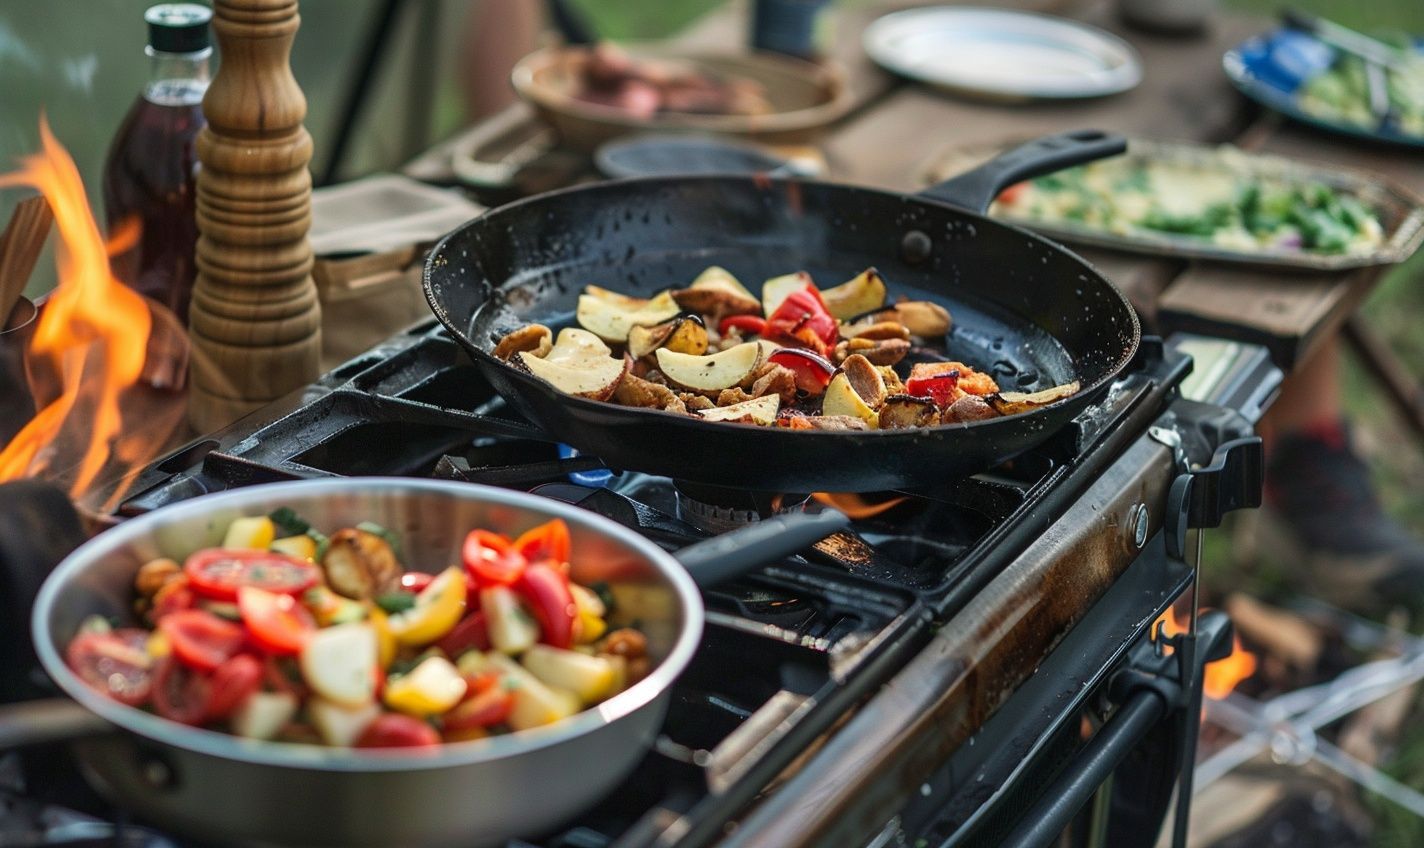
top-left (917, 130), bottom-right (1127, 213)
top-left (546, 0), bottom-right (596, 45)
top-left (0, 698), bottom-right (114, 749)
top-left (674, 510), bottom-right (850, 588)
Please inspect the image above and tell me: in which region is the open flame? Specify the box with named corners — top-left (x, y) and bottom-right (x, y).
top-left (810, 491), bottom-right (909, 520)
top-left (1156, 607), bottom-right (1258, 700)
top-left (0, 119), bottom-right (185, 510)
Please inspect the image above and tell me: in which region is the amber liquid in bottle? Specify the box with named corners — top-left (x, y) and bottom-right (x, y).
top-left (103, 56), bottom-right (208, 325)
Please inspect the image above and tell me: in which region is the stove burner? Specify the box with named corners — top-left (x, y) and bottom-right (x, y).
top-left (673, 482), bottom-right (811, 533)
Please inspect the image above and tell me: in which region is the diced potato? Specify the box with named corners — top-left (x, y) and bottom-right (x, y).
top-left (270, 534), bottom-right (317, 561)
top-left (231, 691), bottom-right (298, 741)
top-left (820, 268), bottom-right (887, 320)
top-left (482, 586), bottom-right (539, 655)
top-left (308, 698), bottom-right (381, 747)
top-left (487, 653), bottom-right (582, 731)
top-left (522, 644), bottom-right (618, 704)
top-left (223, 516), bottom-right (276, 550)
top-left (300, 623), bottom-right (378, 707)
top-left (383, 656), bottom-right (468, 716)
top-left (456, 650), bottom-right (495, 679)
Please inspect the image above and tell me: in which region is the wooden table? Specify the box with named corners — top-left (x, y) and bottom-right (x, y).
top-left (408, 0), bottom-right (1423, 428)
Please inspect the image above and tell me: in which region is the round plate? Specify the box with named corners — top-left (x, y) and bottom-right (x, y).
top-left (862, 7), bottom-right (1143, 100)
top-left (1223, 29), bottom-right (1424, 150)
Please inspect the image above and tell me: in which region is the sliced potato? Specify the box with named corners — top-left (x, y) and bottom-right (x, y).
top-left (486, 653), bottom-right (582, 731)
top-left (655, 341), bottom-right (764, 392)
top-left (494, 324), bottom-right (553, 361)
top-left (876, 301), bottom-right (952, 338)
top-left (231, 691), bottom-right (298, 740)
top-left (838, 320), bottom-right (910, 341)
top-left (822, 372), bottom-right (880, 428)
top-left (697, 394), bottom-right (780, 425)
top-left (987, 381), bottom-right (1081, 416)
top-left (821, 268), bottom-right (887, 320)
top-left (944, 394), bottom-right (999, 424)
top-left (692, 266), bottom-right (755, 299)
top-left (584, 285), bottom-right (652, 310)
top-left (300, 623), bottom-right (378, 707)
top-left (627, 315), bottom-right (709, 359)
top-left (575, 291), bottom-right (681, 343)
top-left (522, 644), bottom-right (618, 705)
top-left (517, 328), bottom-right (629, 401)
top-left (878, 395), bottom-right (939, 429)
top-left (672, 267), bottom-right (760, 317)
top-left (309, 698), bottom-right (382, 747)
top-left (761, 272), bottom-right (814, 317)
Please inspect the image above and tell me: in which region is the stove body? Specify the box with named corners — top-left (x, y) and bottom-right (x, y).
top-left (1, 319), bottom-right (1278, 848)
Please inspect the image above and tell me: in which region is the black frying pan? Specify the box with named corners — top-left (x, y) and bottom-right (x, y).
top-left (423, 130), bottom-right (1140, 492)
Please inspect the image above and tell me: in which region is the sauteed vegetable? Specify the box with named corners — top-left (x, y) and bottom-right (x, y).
top-left (65, 512), bottom-right (645, 748)
top-left (494, 266), bottom-right (1079, 430)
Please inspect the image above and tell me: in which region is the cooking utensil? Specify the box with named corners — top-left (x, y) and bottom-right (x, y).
top-left (921, 136), bottom-right (1424, 272)
top-left (511, 45), bottom-right (851, 151)
top-left (862, 7), bottom-right (1143, 101)
top-left (423, 129), bottom-right (1139, 492)
top-left (0, 196), bottom-right (53, 322)
top-left (8, 478), bottom-right (848, 847)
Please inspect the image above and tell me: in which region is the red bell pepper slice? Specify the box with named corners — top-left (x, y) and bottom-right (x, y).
top-left (514, 518), bottom-right (571, 566)
top-left (433, 610), bottom-right (491, 658)
top-left (768, 348), bottom-right (836, 395)
top-left (463, 530), bottom-right (527, 586)
top-left (718, 314), bottom-right (768, 337)
top-left (515, 564), bottom-right (577, 649)
top-left (765, 285), bottom-right (838, 354)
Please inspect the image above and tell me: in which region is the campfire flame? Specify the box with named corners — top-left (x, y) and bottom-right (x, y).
top-left (810, 492), bottom-right (909, 520)
top-left (0, 119), bottom-right (184, 509)
top-left (1155, 607), bottom-right (1259, 700)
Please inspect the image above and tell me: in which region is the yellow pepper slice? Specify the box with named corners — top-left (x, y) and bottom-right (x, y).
top-left (223, 516), bottom-right (276, 550)
top-left (366, 605), bottom-right (397, 668)
top-left (386, 566), bottom-right (466, 647)
top-left (383, 656), bottom-right (468, 716)
top-left (270, 534), bottom-right (317, 561)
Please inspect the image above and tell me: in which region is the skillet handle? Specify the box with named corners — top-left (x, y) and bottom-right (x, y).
top-left (674, 510), bottom-right (849, 588)
top-left (918, 129), bottom-right (1127, 213)
top-left (0, 698), bottom-right (114, 749)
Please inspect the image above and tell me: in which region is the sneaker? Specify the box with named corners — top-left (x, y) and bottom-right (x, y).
top-left (1257, 421), bottom-right (1424, 616)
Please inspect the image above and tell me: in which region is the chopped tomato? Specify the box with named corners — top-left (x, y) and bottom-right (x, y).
top-left (355, 713), bottom-right (441, 748)
top-left (464, 671), bottom-right (502, 696)
top-left (159, 610), bottom-right (246, 673)
top-left (462, 530), bottom-right (527, 586)
top-left (204, 654), bottom-right (262, 721)
top-left (909, 361), bottom-right (1000, 401)
top-left (65, 629), bottom-right (156, 707)
top-left (399, 571), bottom-right (433, 594)
top-left (765, 285), bottom-right (838, 354)
top-left (718, 314), bottom-right (767, 336)
top-left (238, 586), bottom-right (316, 655)
top-left (150, 577), bottom-right (196, 622)
top-left (444, 686), bottom-right (514, 731)
top-left (514, 519), bottom-right (571, 566)
top-left (768, 348), bottom-right (835, 395)
top-left (996, 182), bottom-right (1028, 206)
top-left (515, 564), bottom-right (577, 650)
top-left (434, 610), bottom-right (491, 658)
top-left (184, 548), bottom-right (320, 601)
top-left (152, 656), bottom-right (211, 725)
top-left (905, 367), bottom-right (961, 407)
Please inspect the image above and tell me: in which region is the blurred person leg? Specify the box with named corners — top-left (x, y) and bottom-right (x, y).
top-left (458, 0), bottom-right (543, 123)
top-left (1258, 335), bottom-right (1424, 614)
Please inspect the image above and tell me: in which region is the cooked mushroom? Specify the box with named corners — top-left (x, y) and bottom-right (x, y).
top-left (627, 314), bottom-right (709, 358)
top-left (833, 337), bottom-right (910, 367)
top-left (679, 392), bottom-right (715, 411)
top-left (987, 381), bottom-right (1081, 416)
top-left (747, 361), bottom-right (799, 404)
top-left (493, 324), bottom-right (552, 361)
top-left (323, 528), bottom-right (403, 600)
top-left (576, 290), bottom-right (682, 343)
top-left (838, 320), bottom-right (910, 341)
top-left (820, 268), bottom-right (887, 320)
top-left (786, 414), bottom-right (871, 431)
top-left (943, 394), bottom-right (999, 424)
top-left (878, 366), bottom-right (907, 396)
top-left (655, 341), bottom-right (767, 392)
top-left (516, 328), bottom-right (630, 401)
top-left (671, 266), bottom-right (761, 319)
top-left (878, 395), bottom-right (939, 429)
top-left (870, 301), bottom-right (952, 338)
top-left (697, 394), bottom-right (780, 425)
top-left (614, 372), bottom-right (688, 413)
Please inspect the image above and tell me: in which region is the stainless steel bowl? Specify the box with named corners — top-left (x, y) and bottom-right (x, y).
top-left (31, 478), bottom-right (703, 847)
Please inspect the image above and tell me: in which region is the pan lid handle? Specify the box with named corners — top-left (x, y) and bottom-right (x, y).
top-left (918, 130), bottom-right (1127, 214)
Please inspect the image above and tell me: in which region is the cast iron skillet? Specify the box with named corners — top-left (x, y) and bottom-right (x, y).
top-left (424, 130), bottom-right (1140, 492)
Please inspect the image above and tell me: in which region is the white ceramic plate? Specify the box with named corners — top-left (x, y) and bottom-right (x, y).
top-left (863, 7), bottom-right (1144, 100)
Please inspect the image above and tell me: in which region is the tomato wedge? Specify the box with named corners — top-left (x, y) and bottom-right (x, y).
top-left (204, 654), bottom-right (262, 721)
top-left (355, 713), bottom-right (440, 748)
top-left (159, 610), bottom-right (246, 672)
top-left (152, 656), bottom-right (211, 725)
top-left (184, 548), bottom-right (320, 601)
top-left (238, 586), bottom-right (316, 655)
top-left (515, 564), bottom-right (577, 650)
top-left (462, 530), bottom-right (527, 586)
top-left (444, 686), bottom-right (513, 731)
top-left (514, 519), bottom-right (571, 566)
top-left (149, 576), bottom-right (196, 622)
top-left (65, 629), bottom-right (156, 707)
top-left (399, 571), bottom-right (433, 594)
top-left (433, 610), bottom-right (490, 658)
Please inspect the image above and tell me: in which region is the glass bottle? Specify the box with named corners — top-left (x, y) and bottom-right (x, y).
top-left (102, 3), bottom-right (212, 326)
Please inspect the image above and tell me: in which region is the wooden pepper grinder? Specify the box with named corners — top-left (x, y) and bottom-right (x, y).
top-left (188, 0), bottom-right (320, 432)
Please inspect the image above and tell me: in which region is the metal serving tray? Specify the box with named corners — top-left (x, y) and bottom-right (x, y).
top-left (923, 137), bottom-right (1424, 271)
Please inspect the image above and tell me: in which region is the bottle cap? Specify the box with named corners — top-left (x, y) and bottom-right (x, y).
top-left (145, 4), bottom-right (212, 54)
